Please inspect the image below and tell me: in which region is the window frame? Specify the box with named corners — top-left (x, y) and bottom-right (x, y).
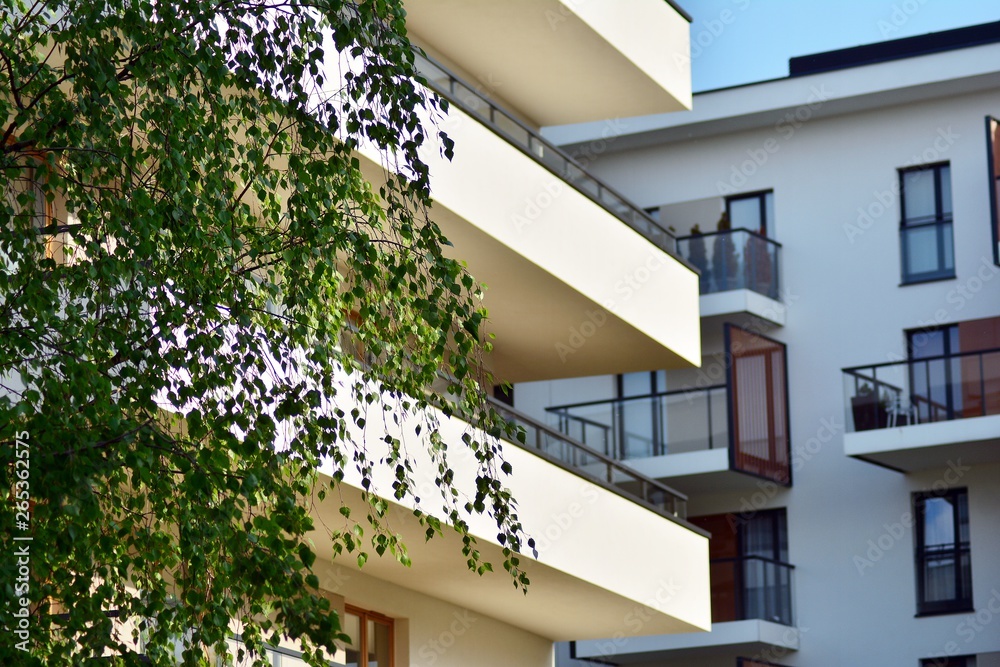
top-left (725, 190), bottom-right (773, 237)
top-left (899, 162), bottom-right (955, 284)
top-left (913, 487), bottom-right (973, 616)
top-left (339, 604), bottom-right (394, 667)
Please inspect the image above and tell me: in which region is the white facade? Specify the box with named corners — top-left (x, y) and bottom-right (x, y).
top-left (525, 27), bottom-right (1000, 667)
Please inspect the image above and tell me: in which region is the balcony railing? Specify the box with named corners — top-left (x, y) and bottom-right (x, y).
top-left (710, 556), bottom-right (795, 626)
top-left (545, 385), bottom-right (729, 460)
top-left (489, 398), bottom-right (689, 520)
top-left (413, 52), bottom-right (678, 256)
top-left (676, 228), bottom-right (781, 300)
top-left (843, 348), bottom-right (1000, 432)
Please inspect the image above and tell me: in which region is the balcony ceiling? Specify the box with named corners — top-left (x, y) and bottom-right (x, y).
top-left (403, 0), bottom-right (692, 126)
top-left (844, 414), bottom-right (1000, 472)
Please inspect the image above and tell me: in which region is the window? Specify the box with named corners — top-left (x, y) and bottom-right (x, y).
top-left (900, 163), bottom-right (954, 283)
top-left (922, 656), bottom-right (976, 667)
top-left (914, 488), bottom-right (972, 615)
top-left (690, 509), bottom-right (793, 626)
top-left (335, 606), bottom-right (393, 667)
top-left (616, 371), bottom-right (667, 459)
top-left (726, 191), bottom-right (773, 236)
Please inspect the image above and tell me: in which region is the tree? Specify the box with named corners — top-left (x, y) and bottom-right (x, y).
top-left (0, 1), bottom-right (529, 665)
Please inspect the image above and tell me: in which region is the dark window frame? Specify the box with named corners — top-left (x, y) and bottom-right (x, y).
top-left (725, 190), bottom-right (773, 237)
top-left (900, 162), bottom-right (955, 284)
top-left (913, 487), bottom-right (972, 616)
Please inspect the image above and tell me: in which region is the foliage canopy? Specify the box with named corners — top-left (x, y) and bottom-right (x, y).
top-left (0, 1), bottom-right (528, 664)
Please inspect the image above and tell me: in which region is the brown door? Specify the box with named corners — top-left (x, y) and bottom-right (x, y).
top-left (689, 513), bottom-right (740, 623)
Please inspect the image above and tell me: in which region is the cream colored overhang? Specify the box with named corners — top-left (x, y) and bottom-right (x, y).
top-left (312, 373), bottom-right (711, 641)
top-left (356, 92), bottom-right (702, 384)
top-left (403, 0), bottom-right (692, 126)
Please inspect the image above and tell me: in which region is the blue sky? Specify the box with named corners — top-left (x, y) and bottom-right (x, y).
top-left (684, 0), bottom-right (1000, 91)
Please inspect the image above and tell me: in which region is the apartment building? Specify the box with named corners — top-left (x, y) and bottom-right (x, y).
top-left (2, 2), bottom-right (713, 665)
top-left (520, 22), bottom-right (1000, 667)
top-left (252, 3), bottom-right (715, 665)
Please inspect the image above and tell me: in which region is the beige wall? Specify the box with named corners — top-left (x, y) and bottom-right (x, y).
top-left (312, 560), bottom-right (554, 667)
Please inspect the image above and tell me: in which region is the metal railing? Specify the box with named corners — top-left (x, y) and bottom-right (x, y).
top-left (546, 385), bottom-right (729, 461)
top-left (710, 556), bottom-right (795, 626)
top-left (488, 397), bottom-right (690, 520)
top-left (843, 347), bottom-right (1000, 431)
top-left (677, 228), bottom-right (782, 299)
top-left (413, 52), bottom-right (679, 256)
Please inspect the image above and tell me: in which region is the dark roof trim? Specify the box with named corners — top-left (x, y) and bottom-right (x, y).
top-left (665, 0), bottom-right (692, 23)
top-left (790, 20), bottom-right (1000, 77)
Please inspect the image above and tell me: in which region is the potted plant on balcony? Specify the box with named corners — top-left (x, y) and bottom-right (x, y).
top-left (686, 224), bottom-right (710, 293)
top-left (712, 212), bottom-right (739, 292)
top-left (851, 382), bottom-right (891, 431)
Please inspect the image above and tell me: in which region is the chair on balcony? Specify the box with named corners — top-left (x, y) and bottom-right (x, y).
top-left (886, 395), bottom-right (919, 427)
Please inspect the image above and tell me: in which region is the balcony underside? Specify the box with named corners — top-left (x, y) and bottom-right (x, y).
top-left (844, 414), bottom-right (1000, 472)
top-left (403, 0), bottom-right (692, 126)
top-left (355, 101), bottom-right (701, 383)
top-left (311, 369), bottom-right (711, 641)
top-left (700, 290), bottom-right (786, 327)
top-left (573, 620), bottom-right (799, 664)
top-left (620, 450), bottom-right (789, 497)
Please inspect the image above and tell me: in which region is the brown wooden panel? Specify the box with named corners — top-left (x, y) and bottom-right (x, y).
top-left (958, 316), bottom-right (1000, 417)
top-left (727, 326), bottom-right (791, 485)
top-left (689, 513), bottom-right (740, 623)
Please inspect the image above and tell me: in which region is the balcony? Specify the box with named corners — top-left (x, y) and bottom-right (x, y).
top-left (313, 367), bottom-right (711, 640)
top-left (677, 228), bottom-right (785, 326)
top-left (350, 53), bottom-right (702, 383)
top-left (415, 53), bottom-right (676, 255)
top-left (571, 556), bottom-right (797, 663)
top-left (708, 557), bottom-right (795, 627)
top-left (403, 0), bottom-right (692, 126)
top-left (842, 348), bottom-right (1000, 471)
top-left (545, 326), bottom-right (792, 497)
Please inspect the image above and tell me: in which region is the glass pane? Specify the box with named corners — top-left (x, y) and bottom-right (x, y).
top-left (333, 612), bottom-right (361, 667)
top-left (493, 112), bottom-right (529, 148)
top-left (620, 372), bottom-right (651, 397)
top-left (904, 169), bottom-right (936, 220)
top-left (922, 497), bottom-right (955, 547)
top-left (729, 196), bottom-right (762, 232)
top-left (942, 222), bottom-right (955, 270)
top-left (940, 165), bottom-right (952, 215)
top-left (905, 225), bottom-right (941, 275)
top-left (620, 398), bottom-right (655, 459)
top-left (368, 619), bottom-right (392, 667)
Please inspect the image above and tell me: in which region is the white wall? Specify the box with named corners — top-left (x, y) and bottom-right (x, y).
top-left (533, 79), bottom-right (1000, 667)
